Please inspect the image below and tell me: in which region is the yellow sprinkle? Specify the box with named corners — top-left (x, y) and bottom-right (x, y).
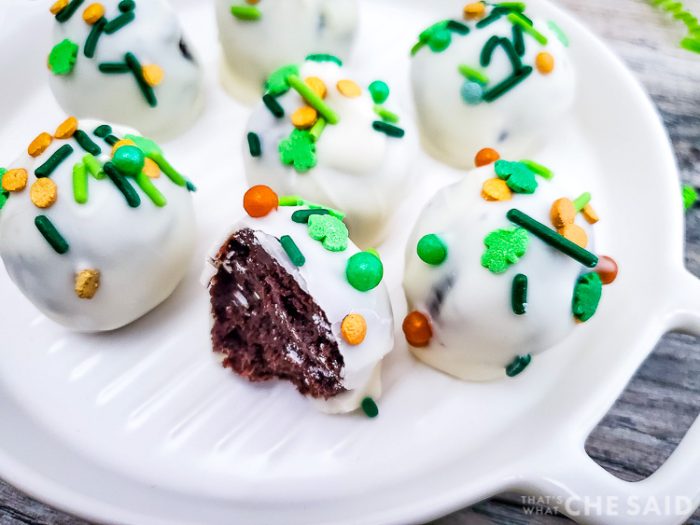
top-left (463, 2), bottom-right (486, 19)
top-left (143, 157), bottom-right (161, 178)
top-left (30, 178), bottom-right (58, 209)
top-left (111, 138), bottom-right (136, 156)
top-left (54, 116), bottom-right (78, 139)
top-left (337, 79), bottom-right (362, 98)
top-left (341, 313), bottom-right (367, 346)
top-left (558, 224), bottom-right (588, 248)
top-left (550, 197), bottom-right (576, 229)
top-left (245, 0), bottom-right (259, 3)
top-left (50, 0), bottom-right (69, 14)
top-left (582, 203), bottom-right (600, 224)
top-left (481, 178), bottom-right (512, 201)
top-left (142, 64), bottom-right (164, 87)
top-left (28, 132), bottom-right (53, 158)
top-left (305, 76), bottom-right (327, 99)
top-left (291, 106), bottom-right (318, 129)
top-left (1, 169), bottom-right (28, 192)
top-left (75, 269), bottom-right (101, 299)
top-left (535, 52), bottom-right (555, 75)
top-left (82, 2), bottom-right (105, 24)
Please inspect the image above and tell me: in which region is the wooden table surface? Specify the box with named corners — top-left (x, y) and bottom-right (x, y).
top-left (2, 0), bottom-right (699, 523)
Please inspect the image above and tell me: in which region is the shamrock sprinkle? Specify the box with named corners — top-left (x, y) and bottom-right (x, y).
top-left (481, 227), bottom-right (529, 273)
top-left (307, 213), bottom-right (348, 252)
top-left (48, 39), bottom-right (79, 75)
top-left (572, 272), bottom-right (602, 322)
top-left (495, 160), bottom-right (538, 194)
top-left (279, 129), bottom-right (317, 173)
top-left (265, 64), bottom-right (300, 96)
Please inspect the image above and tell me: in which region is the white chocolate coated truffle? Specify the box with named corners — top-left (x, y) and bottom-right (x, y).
top-left (410, 7), bottom-right (575, 168)
top-left (48, 0), bottom-right (204, 140)
top-left (0, 119), bottom-right (196, 332)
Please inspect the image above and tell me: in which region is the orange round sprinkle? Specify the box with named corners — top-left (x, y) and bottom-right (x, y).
top-left (475, 147), bottom-right (500, 167)
top-left (550, 197), bottom-right (576, 229)
top-left (54, 116), bottom-right (78, 139)
top-left (340, 313), bottom-right (367, 346)
top-left (463, 2), bottom-right (486, 19)
top-left (402, 311), bottom-right (433, 347)
top-left (243, 185), bottom-right (278, 218)
top-left (30, 178), bottom-right (58, 209)
top-left (481, 178), bottom-right (512, 202)
top-left (82, 3), bottom-right (105, 24)
top-left (305, 76), bottom-right (327, 99)
top-left (535, 52), bottom-right (555, 74)
top-left (50, 0), bottom-right (69, 14)
top-left (111, 138), bottom-right (136, 156)
top-left (75, 269), bottom-right (100, 299)
top-left (28, 132), bottom-right (53, 158)
top-left (142, 64), bottom-right (164, 87)
top-left (582, 203), bottom-right (600, 224)
top-left (291, 106), bottom-right (318, 129)
top-left (142, 157), bottom-right (161, 179)
top-left (558, 223), bottom-right (588, 248)
top-left (337, 79), bottom-right (362, 98)
top-left (595, 255), bottom-right (618, 285)
top-left (245, 0), bottom-right (259, 4)
top-left (1, 169), bottom-right (28, 192)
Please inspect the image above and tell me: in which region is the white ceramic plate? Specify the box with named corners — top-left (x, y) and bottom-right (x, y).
top-left (1, 1), bottom-right (698, 524)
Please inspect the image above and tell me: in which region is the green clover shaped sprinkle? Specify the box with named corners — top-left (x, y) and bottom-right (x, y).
top-left (307, 214), bottom-right (348, 252)
top-left (265, 64), bottom-right (299, 96)
top-left (346, 252), bottom-right (384, 292)
top-left (481, 227), bottom-right (529, 274)
top-left (495, 160), bottom-right (538, 194)
top-left (279, 129), bottom-right (317, 173)
top-left (683, 184), bottom-right (698, 211)
top-left (49, 39), bottom-right (79, 75)
top-left (572, 272), bottom-right (602, 322)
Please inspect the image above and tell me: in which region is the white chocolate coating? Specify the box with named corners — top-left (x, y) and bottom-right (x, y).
top-left (0, 120), bottom-right (196, 332)
top-left (403, 163), bottom-right (592, 381)
top-left (203, 205), bottom-right (394, 414)
top-left (49, 0), bottom-right (204, 141)
top-left (410, 11), bottom-right (575, 169)
top-left (244, 60), bottom-right (414, 248)
top-left (216, 0), bottom-right (358, 101)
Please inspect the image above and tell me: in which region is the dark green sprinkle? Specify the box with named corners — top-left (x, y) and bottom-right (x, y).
top-left (247, 132), bottom-right (262, 157)
top-left (73, 130), bottom-right (101, 156)
top-left (480, 36), bottom-right (501, 67)
top-left (446, 20), bottom-right (470, 34)
top-left (368, 80), bottom-right (390, 104)
top-left (476, 6), bottom-right (511, 28)
top-left (93, 124), bottom-right (112, 138)
top-left (506, 209), bottom-right (598, 268)
top-left (483, 66), bottom-right (533, 102)
top-left (572, 272), bottom-right (603, 322)
top-left (361, 397), bottom-right (379, 418)
top-left (118, 0), bottom-right (135, 12)
top-left (55, 0), bottom-right (84, 23)
top-left (279, 235), bottom-right (305, 266)
top-left (262, 94), bottom-right (284, 118)
top-left (35, 144), bottom-right (74, 178)
top-left (35, 215), bottom-right (69, 254)
top-left (305, 53), bottom-right (343, 67)
top-left (505, 354), bottom-right (531, 377)
top-left (186, 180), bottom-right (197, 192)
top-left (103, 162), bottom-right (141, 208)
top-left (84, 17), bottom-right (106, 58)
top-left (125, 52), bottom-right (157, 107)
top-left (104, 134), bottom-right (119, 146)
top-left (98, 62), bottom-right (130, 73)
top-left (372, 121), bottom-right (405, 138)
top-left (0, 190), bottom-right (8, 210)
top-left (513, 24), bottom-right (525, 56)
top-left (511, 273), bottom-right (528, 315)
top-left (291, 208), bottom-right (329, 223)
top-left (104, 11), bottom-right (135, 35)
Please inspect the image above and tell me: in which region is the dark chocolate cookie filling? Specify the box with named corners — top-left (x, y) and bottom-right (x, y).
top-left (209, 228), bottom-right (345, 399)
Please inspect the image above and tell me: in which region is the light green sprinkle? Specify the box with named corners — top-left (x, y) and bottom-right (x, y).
top-left (82, 154), bottom-right (105, 179)
top-left (148, 152), bottom-right (187, 187)
top-left (287, 74), bottom-right (340, 125)
top-left (520, 159), bottom-right (554, 180)
top-left (72, 162), bottom-right (88, 204)
top-left (373, 106), bottom-right (400, 124)
top-left (573, 192), bottom-right (592, 212)
top-left (135, 172), bottom-right (167, 207)
top-left (309, 117), bottom-right (327, 142)
top-left (507, 13), bottom-right (548, 45)
top-left (683, 184), bottom-right (698, 210)
top-left (458, 64), bottom-right (489, 85)
top-left (547, 20), bottom-right (570, 47)
top-left (230, 5), bottom-right (261, 21)
top-left (279, 195), bottom-right (303, 206)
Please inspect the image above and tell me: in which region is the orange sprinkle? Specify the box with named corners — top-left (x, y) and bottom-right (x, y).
top-left (82, 3), bottom-right (105, 24)
top-left (1, 169), bottom-right (28, 192)
top-left (305, 76), bottom-right (327, 99)
top-left (535, 52), bottom-right (555, 74)
top-left (245, 0), bottom-right (259, 3)
top-left (550, 198), bottom-right (576, 229)
top-left (337, 79), bottom-right (362, 98)
top-left (50, 0), bottom-right (69, 14)
top-left (475, 147), bottom-right (500, 167)
top-left (582, 203), bottom-right (600, 224)
top-left (54, 116), bottom-right (78, 139)
top-left (558, 223), bottom-right (588, 248)
top-left (594, 255), bottom-right (618, 285)
top-left (340, 313), bottom-right (367, 345)
top-left (481, 178), bottom-right (512, 202)
top-left (291, 106), bottom-right (318, 129)
top-left (243, 185), bottom-right (278, 218)
top-left (30, 178), bottom-right (58, 209)
top-left (463, 2), bottom-right (486, 19)
top-left (75, 269), bottom-right (100, 299)
top-left (402, 311), bottom-right (433, 347)
top-left (142, 64), bottom-right (164, 87)
top-left (142, 157), bottom-right (161, 179)
top-left (111, 138), bottom-right (136, 156)
top-left (28, 132), bottom-right (53, 158)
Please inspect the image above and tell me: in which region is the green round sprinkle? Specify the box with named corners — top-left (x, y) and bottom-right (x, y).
top-left (511, 274), bottom-right (528, 315)
top-left (280, 235), bottom-right (305, 266)
top-left (93, 125), bottom-right (112, 138)
top-left (35, 215), bottom-right (69, 254)
top-left (112, 145), bottom-right (145, 176)
top-left (48, 39), bottom-right (79, 76)
top-left (279, 129), bottom-right (317, 173)
top-left (417, 234), bottom-right (448, 265)
top-left (231, 5), bottom-right (262, 21)
top-left (346, 252), bottom-right (384, 291)
top-left (247, 132), bottom-right (262, 157)
top-left (118, 0), bottom-right (135, 12)
top-left (572, 272), bottom-right (602, 322)
top-left (505, 354), bottom-right (531, 377)
top-left (372, 121), bottom-right (405, 138)
top-left (481, 227), bottom-right (529, 274)
top-left (461, 81), bottom-right (484, 105)
top-left (305, 53), bottom-right (342, 66)
top-left (368, 81), bottom-right (390, 104)
top-left (683, 184), bottom-right (698, 211)
top-left (361, 397), bottom-right (379, 418)
top-left (291, 208), bottom-right (329, 224)
top-left (307, 214), bottom-right (348, 252)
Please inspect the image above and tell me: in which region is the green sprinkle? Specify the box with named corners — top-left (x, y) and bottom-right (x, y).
top-left (82, 154), bottom-right (105, 179)
top-left (417, 234), bottom-right (448, 265)
top-left (84, 18), bottom-right (106, 58)
top-left (573, 192), bottom-right (592, 212)
top-left (73, 130), bottom-right (101, 156)
top-left (125, 52), bottom-right (157, 107)
top-left (148, 152), bottom-right (187, 187)
top-left (0, 168), bottom-right (8, 210)
top-left (572, 272), bottom-right (602, 322)
top-left (373, 106), bottom-right (400, 124)
top-left (186, 180), bottom-right (197, 192)
top-left (513, 23), bottom-right (526, 56)
top-left (480, 36), bottom-right (501, 67)
top-left (681, 37), bottom-right (700, 53)
top-left (104, 11), bottom-right (135, 34)
top-left (495, 160), bottom-right (538, 194)
top-left (511, 273), bottom-right (528, 315)
top-left (458, 64), bottom-right (490, 85)
top-left (361, 397), bottom-right (379, 418)
top-left (505, 354), bottom-right (531, 377)
top-left (481, 227), bottom-right (529, 274)
top-left (104, 135), bottom-right (119, 146)
top-left (291, 208), bottom-right (329, 223)
top-left (72, 162), bottom-right (88, 204)
top-left (309, 117), bottom-right (327, 142)
top-left (93, 124), bottom-right (112, 138)
top-left (308, 214), bottom-right (348, 252)
top-left (48, 39), bottom-right (79, 75)
top-left (496, 2), bottom-right (527, 11)
top-left (476, 7), bottom-right (510, 28)
top-left (507, 13), bottom-right (548, 45)
top-left (506, 209), bottom-right (599, 268)
top-left (279, 129), bottom-right (317, 173)
top-left (103, 162), bottom-right (141, 208)
top-left (55, 0), bottom-right (84, 22)
top-left (124, 134), bottom-right (162, 156)
top-left (305, 53), bottom-right (342, 66)
top-left (134, 172), bottom-right (167, 207)
top-left (262, 93), bottom-right (285, 118)
top-left (547, 20), bottom-right (569, 47)
top-left (98, 62), bottom-right (130, 73)
top-left (346, 252), bottom-right (384, 291)
top-left (307, 202), bottom-right (345, 220)
top-left (247, 132), bottom-right (262, 157)
top-left (279, 235), bottom-right (305, 266)
top-left (35, 215), bottom-right (69, 254)
top-left (35, 144), bottom-right (74, 178)
top-left (265, 64), bottom-right (299, 96)
top-left (231, 5), bottom-right (262, 20)
top-left (520, 159), bottom-right (554, 180)
top-left (372, 121), bottom-right (405, 138)
top-left (368, 80), bottom-right (390, 104)
top-left (683, 184), bottom-right (698, 210)
top-left (279, 195), bottom-right (303, 206)
top-left (483, 67), bottom-right (533, 102)
top-left (113, 145), bottom-right (145, 176)
top-left (287, 74), bottom-right (340, 125)
top-left (118, 0), bottom-right (135, 12)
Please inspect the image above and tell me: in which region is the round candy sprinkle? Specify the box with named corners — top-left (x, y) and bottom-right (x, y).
top-left (368, 80), bottom-right (390, 104)
top-left (142, 64), bottom-right (164, 87)
top-left (417, 234), bottom-right (448, 265)
top-left (83, 3), bottom-right (105, 24)
top-left (50, 0), bottom-right (69, 14)
top-left (291, 106), bottom-right (318, 129)
top-left (1, 169), bottom-right (28, 192)
top-left (30, 178), bottom-right (58, 209)
top-left (463, 2), bottom-right (486, 19)
top-left (28, 132), bottom-right (53, 158)
top-left (361, 397), bottom-right (379, 418)
top-left (535, 52), bottom-right (555, 74)
top-left (346, 252), bottom-right (384, 291)
top-left (460, 80), bottom-right (483, 105)
top-left (341, 314), bottom-right (367, 345)
top-left (112, 145), bottom-right (145, 176)
top-left (75, 269), bottom-right (100, 299)
top-left (550, 197), bottom-right (576, 229)
top-left (305, 76), bottom-right (327, 99)
top-left (337, 79), bottom-right (362, 98)
top-left (475, 147), bottom-right (500, 167)
top-left (481, 178), bottom-right (512, 202)
top-left (111, 138), bottom-right (136, 155)
top-left (402, 311), bottom-right (432, 347)
top-left (54, 116), bottom-right (78, 139)
top-left (243, 185), bottom-right (278, 217)
top-left (594, 255), bottom-right (618, 285)
top-left (558, 223), bottom-right (588, 248)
